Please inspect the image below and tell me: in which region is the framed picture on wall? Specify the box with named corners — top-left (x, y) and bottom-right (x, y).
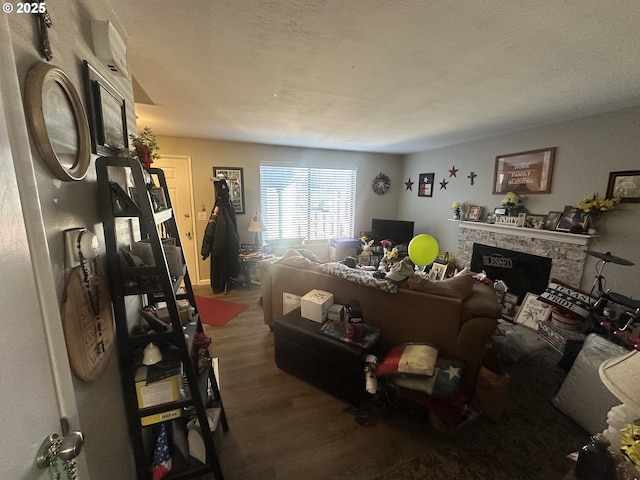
top-left (606, 170), bottom-right (640, 203)
top-left (213, 166), bottom-right (245, 214)
top-left (82, 61), bottom-right (128, 156)
top-left (493, 147), bottom-right (555, 195)
top-left (418, 173), bottom-right (435, 197)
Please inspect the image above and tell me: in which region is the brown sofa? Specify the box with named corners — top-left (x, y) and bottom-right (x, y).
top-left (258, 252), bottom-right (501, 399)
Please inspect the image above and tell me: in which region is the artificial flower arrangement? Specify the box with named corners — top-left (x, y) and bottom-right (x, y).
top-left (122, 126), bottom-right (160, 170)
top-left (500, 191), bottom-right (522, 209)
top-left (379, 239), bottom-right (399, 271)
top-left (451, 201), bottom-right (462, 219)
top-left (577, 194), bottom-right (620, 215)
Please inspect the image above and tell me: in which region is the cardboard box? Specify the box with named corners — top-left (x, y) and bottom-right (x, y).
top-left (327, 304), bottom-right (345, 322)
top-left (156, 299), bottom-right (194, 325)
top-left (135, 362), bottom-right (182, 410)
top-left (300, 289), bottom-right (334, 323)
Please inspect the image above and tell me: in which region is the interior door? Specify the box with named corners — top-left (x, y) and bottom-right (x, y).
top-left (0, 40), bottom-right (88, 478)
top-left (154, 155), bottom-right (200, 284)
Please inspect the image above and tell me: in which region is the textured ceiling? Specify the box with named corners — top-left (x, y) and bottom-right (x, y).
top-left (107, 0), bottom-right (640, 154)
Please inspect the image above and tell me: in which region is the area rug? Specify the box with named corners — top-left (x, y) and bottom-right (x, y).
top-left (373, 346), bottom-right (590, 480)
top-left (195, 296), bottom-right (249, 327)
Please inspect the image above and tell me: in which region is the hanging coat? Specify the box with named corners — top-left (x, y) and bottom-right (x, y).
top-left (201, 178), bottom-right (240, 293)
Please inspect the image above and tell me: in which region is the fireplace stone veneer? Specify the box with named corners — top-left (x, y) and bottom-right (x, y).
top-left (452, 220), bottom-right (597, 288)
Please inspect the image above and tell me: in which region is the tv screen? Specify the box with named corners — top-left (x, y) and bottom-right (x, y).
top-left (371, 219), bottom-right (415, 246)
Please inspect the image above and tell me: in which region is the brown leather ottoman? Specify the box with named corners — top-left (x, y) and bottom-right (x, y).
top-left (274, 308), bottom-right (378, 406)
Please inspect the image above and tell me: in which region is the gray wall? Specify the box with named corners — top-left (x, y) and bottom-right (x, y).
top-left (156, 135), bottom-right (403, 284)
top-left (6, 2), bottom-right (135, 477)
top-left (400, 106), bottom-right (640, 298)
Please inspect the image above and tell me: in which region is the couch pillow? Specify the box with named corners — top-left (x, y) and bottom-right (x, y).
top-left (407, 271), bottom-right (474, 299)
top-left (275, 248), bottom-right (314, 269)
top-left (393, 356), bottom-right (465, 399)
top-left (376, 343), bottom-right (439, 378)
top-left (537, 278), bottom-right (593, 321)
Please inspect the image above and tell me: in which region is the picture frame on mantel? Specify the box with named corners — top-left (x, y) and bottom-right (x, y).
top-left (606, 170), bottom-right (640, 203)
top-left (493, 147), bottom-right (556, 195)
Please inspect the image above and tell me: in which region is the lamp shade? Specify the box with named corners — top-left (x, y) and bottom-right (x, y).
top-left (247, 213), bottom-right (266, 232)
top-left (599, 350), bottom-right (640, 411)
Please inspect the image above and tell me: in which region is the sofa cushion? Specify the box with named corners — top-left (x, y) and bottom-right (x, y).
top-left (275, 248), bottom-right (318, 269)
top-left (407, 272), bottom-right (474, 299)
top-left (376, 343), bottom-right (439, 378)
top-left (460, 282), bottom-right (502, 322)
top-left (393, 356), bottom-right (465, 399)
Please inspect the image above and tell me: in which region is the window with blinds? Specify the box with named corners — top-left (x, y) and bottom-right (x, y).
top-left (259, 165), bottom-right (357, 241)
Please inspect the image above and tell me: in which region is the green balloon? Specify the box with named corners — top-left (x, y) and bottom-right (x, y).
top-left (408, 234), bottom-right (439, 266)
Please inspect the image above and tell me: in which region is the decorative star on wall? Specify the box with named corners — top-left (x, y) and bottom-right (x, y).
top-left (468, 171), bottom-right (477, 185)
top-left (404, 178), bottom-right (414, 191)
top-left (449, 165), bottom-right (459, 178)
top-left (439, 178), bottom-right (449, 190)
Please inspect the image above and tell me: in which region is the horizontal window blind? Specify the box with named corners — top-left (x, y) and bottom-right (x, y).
top-left (260, 165), bottom-right (356, 241)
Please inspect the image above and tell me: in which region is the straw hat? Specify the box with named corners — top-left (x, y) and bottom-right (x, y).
top-left (599, 350), bottom-right (640, 411)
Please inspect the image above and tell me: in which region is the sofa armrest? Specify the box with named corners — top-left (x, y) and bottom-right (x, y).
top-left (257, 258), bottom-right (277, 328)
top-left (455, 315), bottom-right (499, 399)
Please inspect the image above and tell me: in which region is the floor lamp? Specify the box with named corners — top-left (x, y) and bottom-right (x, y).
top-left (247, 213), bottom-right (266, 251)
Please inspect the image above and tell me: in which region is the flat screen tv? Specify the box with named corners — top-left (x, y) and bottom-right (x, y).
top-left (371, 219), bottom-right (414, 246)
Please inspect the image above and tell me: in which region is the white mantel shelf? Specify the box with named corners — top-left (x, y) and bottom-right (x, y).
top-left (448, 219), bottom-right (598, 246)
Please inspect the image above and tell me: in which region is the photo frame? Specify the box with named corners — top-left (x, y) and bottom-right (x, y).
top-left (606, 170), bottom-right (640, 203)
top-left (493, 147), bottom-right (556, 194)
top-left (429, 262), bottom-right (447, 281)
top-left (213, 167), bottom-right (245, 214)
top-left (493, 207), bottom-right (507, 216)
top-left (82, 61), bottom-right (128, 156)
top-left (466, 205), bottom-right (483, 221)
top-left (555, 205), bottom-right (587, 232)
top-left (545, 211), bottom-right (562, 230)
top-left (418, 173), bottom-right (435, 197)
top-left (514, 292), bottom-right (552, 330)
top-left (524, 213), bottom-right (547, 229)
top-left (501, 292), bottom-right (519, 321)
top-left (150, 187), bottom-right (167, 212)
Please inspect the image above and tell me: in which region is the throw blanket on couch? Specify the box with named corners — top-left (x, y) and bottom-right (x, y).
top-left (314, 262), bottom-right (398, 293)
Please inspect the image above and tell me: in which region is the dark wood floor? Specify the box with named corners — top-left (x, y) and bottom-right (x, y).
top-left (194, 284), bottom-right (431, 480)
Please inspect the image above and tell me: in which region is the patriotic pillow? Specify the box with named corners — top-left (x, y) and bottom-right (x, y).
top-left (375, 343), bottom-right (439, 378)
top-left (393, 357), bottom-right (465, 399)
top-left (537, 279), bottom-right (593, 321)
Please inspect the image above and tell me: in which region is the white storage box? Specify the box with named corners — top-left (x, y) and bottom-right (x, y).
top-left (300, 289), bottom-right (334, 323)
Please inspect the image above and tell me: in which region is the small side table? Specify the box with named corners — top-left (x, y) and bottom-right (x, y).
top-left (238, 253), bottom-right (271, 290)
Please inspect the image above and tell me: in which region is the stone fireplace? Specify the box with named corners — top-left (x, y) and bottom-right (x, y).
top-left (454, 221), bottom-right (597, 290)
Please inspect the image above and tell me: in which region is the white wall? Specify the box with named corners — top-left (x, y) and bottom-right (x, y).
top-left (400, 106), bottom-right (640, 298)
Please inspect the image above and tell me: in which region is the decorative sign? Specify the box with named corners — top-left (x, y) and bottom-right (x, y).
top-left (418, 173), bottom-right (434, 197)
top-left (514, 292), bottom-right (552, 330)
top-left (493, 147), bottom-right (556, 194)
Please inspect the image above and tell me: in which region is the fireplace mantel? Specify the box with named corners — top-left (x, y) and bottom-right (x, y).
top-left (448, 219), bottom-right (597, 246)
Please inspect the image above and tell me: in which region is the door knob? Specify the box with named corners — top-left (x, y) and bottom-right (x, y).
top-left (36, 430), bottom-right (84, 468)
top-left (59, 431), bottom-right (84, 461)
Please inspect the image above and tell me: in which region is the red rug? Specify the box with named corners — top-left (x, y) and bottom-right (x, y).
top-left (195, 296), bottom-right (249, 327)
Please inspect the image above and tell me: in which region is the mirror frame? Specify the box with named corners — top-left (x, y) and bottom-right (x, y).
top-left (24, 62), bottom-right (91, 181)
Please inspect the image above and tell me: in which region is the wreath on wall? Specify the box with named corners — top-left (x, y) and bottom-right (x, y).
top-left (372, 172), bottom-right (391, 195)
